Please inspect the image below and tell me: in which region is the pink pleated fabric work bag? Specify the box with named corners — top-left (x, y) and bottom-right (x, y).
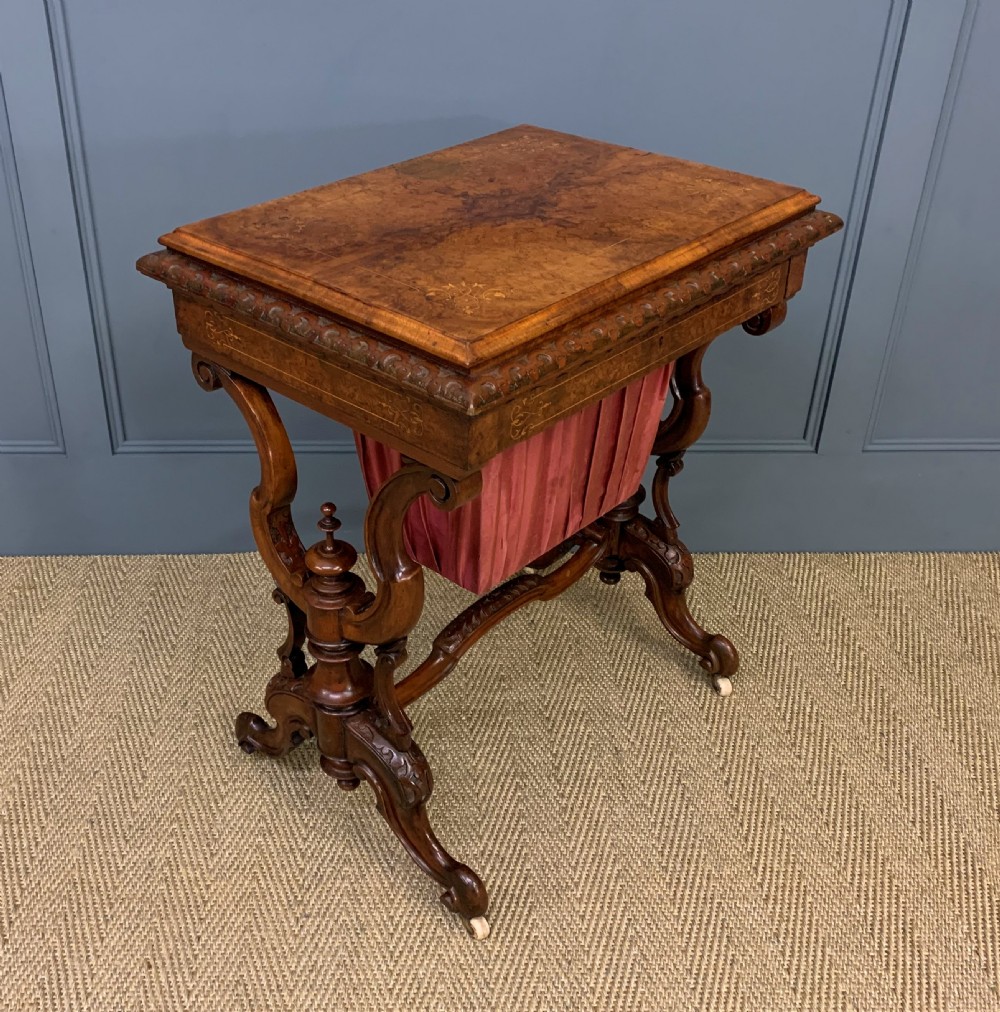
top-left (355, 362), bottom-right (673, 594)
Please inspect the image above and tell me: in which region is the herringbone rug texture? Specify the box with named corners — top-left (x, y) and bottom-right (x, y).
top-left (0, 552), bottom-right (998, 1011)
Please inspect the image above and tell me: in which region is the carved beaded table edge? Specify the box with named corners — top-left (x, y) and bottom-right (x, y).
top-left (136, 125), bottom-right (842, 939)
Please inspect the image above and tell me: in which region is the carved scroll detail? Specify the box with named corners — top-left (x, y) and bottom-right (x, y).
top-left (653, 341), bottom-right (713, 459)
top-left (235, 668), bottom-right (314, 757)
top-left (139, 211), bottom-right (842, 412)
top-left (192, 357), bottom-right (307, 609)
top-left (622, 516), bottom-right (692, 593)
top-left (437, 574), bottom-right (545, 654)
top-left (342, 463), bottom-right (482, 645)
top-left (347, 713), bottom-right (431, 808)
top-left (742, 301), bottom-right (788, 336)
top-left (341, 708), bottom-right (488, 921)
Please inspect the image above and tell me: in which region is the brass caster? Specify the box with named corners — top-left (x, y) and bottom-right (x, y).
top-left (466, 915), bottom-right (491, 940)
top-left (713, 676), bottom-right (733, 698)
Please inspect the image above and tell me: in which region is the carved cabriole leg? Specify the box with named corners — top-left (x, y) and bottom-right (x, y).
top-left (193, 357), bottom-right (315, 752)
top-left (302, 492), bottom-right (489, 938)
top-left (233, 589), bottom-right (312, 758)
top-left (192, 357), bottom-right (307, 609)
top-left (233, 589), bottom-right (313, 758)
top-left (193, 355), bottom-right (491, 937)
top-left (318, 639), bottom-right (489, 934)
top-left (611, 340), bottom-right (740, 695)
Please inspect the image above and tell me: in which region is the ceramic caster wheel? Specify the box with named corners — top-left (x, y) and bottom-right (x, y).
top-left (713, 676), bottom-right (733, 698)
top-left (466, 916), bottom-right (490, 940)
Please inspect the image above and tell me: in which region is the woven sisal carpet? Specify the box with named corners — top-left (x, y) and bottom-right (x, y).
top-left (1, 552), bottom-right (998, 1011)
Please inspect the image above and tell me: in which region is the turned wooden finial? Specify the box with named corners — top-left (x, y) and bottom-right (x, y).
top-left (305, 502), bottom-right (358, 581)
top-left (300, 501), bottom-right (372, 712)
top-left (318, 501), bottom-right (341, 543)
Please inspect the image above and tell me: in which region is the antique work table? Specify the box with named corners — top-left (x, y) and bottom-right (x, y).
top-left (137, 125), bottom-right (841, 939)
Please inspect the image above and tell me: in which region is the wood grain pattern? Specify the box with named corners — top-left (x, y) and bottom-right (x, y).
top-left (157, 124), bottom-right (820, 367)
top-left (140, 207), bottom-right (840, 475)
top-left (140, 210), bottom-right (838, 413)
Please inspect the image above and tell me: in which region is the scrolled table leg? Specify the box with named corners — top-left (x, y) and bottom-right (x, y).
top-left (189, 368), bottom-right (493, 934)
top-left (235, 594), bottom-right (313, 756)
top-left (322, 648), bottom-right (490, 937)
top-left (614, 340), bottom-right (740, 695)
top-left (235, 678), bottom-right (314, 757)
top-left (192, 357), bottom-right (318, 744)
top-left (191, 355), bottom-right (307, 610)
top-left (299, 493), bottom-right (490, 938)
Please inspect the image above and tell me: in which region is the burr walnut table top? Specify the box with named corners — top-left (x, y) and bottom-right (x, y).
top-left (157, 124), bottom-right (820, 368)
top-left (138, 125), bottom-right (842, 474)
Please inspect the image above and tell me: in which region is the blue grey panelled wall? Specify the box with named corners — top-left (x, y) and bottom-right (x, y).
top-left (1, 0), bottom-right (996, 553)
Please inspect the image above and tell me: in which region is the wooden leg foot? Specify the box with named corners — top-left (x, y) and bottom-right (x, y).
top-left (334, 710), bottom-right (490, 929)
top-left (618, 513), bottom-right (740, 691)
top-left (235, 708), bottom-right (312, 757)
top-left (235, 671), bottom-right (314, 757)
